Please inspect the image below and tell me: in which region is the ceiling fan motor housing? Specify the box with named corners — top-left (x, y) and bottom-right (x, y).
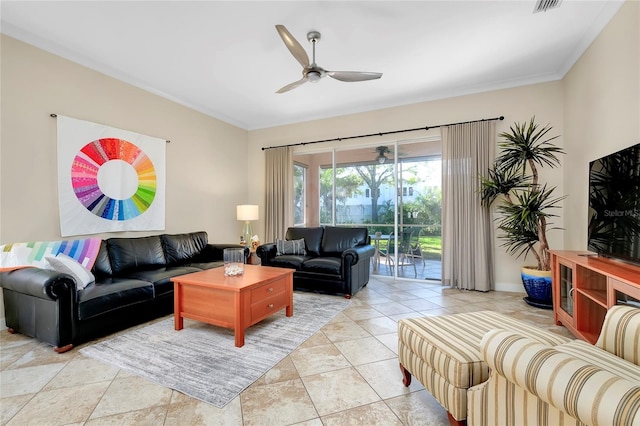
top-left (307, 31), bottom-right (321, 43)
top-left (306, 69), bottom-right (323, 82)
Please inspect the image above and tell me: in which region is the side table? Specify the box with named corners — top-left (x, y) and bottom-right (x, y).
top-left (248, 250), bottom-right (261, 265)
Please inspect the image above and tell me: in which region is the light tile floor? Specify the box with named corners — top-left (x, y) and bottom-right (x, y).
top-left (0, 275), bottom-right (572, 425)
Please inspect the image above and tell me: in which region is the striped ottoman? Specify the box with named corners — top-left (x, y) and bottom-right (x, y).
top-left (397, 310), bottom-right (570, 424)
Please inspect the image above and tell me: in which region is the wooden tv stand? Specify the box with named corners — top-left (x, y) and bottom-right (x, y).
top-left (551, 250), bottom-right (640, 344)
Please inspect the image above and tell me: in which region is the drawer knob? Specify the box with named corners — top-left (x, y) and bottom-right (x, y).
top-left (268, 287), bottom-right (274, 292)
top-left (268, 304), bottom-right (274, 309)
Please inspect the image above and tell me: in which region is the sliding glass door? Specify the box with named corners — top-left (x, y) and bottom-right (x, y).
top-left (293, 139), bottom-right (442, 280)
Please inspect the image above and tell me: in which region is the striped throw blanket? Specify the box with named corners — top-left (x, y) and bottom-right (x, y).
top-left (0, 238), bottom-right (102, 271)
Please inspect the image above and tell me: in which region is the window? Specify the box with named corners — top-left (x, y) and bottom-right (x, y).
top-left (365, 188), bottom-right (370, 198)
top-left (293, 163), bottom-right (306, 226)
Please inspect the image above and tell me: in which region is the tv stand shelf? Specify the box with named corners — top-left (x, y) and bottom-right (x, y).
top-left (551, 250), bottom-right (640, 344)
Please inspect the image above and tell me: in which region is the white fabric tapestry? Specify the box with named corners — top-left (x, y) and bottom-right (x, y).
top-left (57, 116), bottom-right (166, 237)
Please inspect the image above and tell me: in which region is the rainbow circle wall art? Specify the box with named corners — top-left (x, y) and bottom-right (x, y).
top-left (71, 138), bottom-right (156, 220)
top-left (57, 115), bottom-right (166, 237)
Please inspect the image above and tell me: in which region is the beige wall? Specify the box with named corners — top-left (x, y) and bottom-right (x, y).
top-left (562, 0), bottom-right (640, 249)
top-left (0, 35), bottom-right (249, 245)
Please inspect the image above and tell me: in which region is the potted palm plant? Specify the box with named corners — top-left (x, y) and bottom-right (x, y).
top-left (481, 117), bottom-right (565, 308)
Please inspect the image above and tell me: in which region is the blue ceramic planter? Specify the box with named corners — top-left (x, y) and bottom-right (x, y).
top-left (521, 267), bottom-right (553, 309)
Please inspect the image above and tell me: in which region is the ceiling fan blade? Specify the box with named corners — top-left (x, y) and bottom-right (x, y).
top-left (275, 25), bottom-right (309, 68)
top-left (276, 78), bottom-right (308, 94)
top-left (327, 71), bottom-right (382, 82)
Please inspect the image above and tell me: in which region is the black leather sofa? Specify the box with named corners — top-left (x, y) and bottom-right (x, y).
top-left (256, 226), bottom-right (375, 298)
top-left (0, 231), bottom-right (248, 352)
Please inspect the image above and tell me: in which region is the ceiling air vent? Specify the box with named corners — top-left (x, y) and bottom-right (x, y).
top-left (533, 0), bottom-right (563, 13)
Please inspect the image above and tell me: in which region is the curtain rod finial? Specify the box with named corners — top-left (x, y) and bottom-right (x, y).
top-left (499, 116), bottom-right (504, 120)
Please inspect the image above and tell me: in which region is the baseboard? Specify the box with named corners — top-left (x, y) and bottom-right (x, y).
top-left (494, 281), bottom-right (526, 294)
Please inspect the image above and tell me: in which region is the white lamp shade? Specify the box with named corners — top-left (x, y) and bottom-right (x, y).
top-left (236, 205), bottom-right (259, 221)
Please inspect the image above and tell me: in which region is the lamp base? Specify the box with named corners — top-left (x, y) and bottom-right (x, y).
top-left (241, 221), bottom-right (253, 246)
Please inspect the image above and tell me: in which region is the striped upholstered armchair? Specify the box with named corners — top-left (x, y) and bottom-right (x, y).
top-left (468, 305), bottom-right (640, 426)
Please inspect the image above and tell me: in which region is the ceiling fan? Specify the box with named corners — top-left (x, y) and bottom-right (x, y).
top-left (374, 146), bottom-right (392, 164)
top-left (373, 146), bottom-right (408, 164)
top-left (275, 25), bottom-right (383, 94)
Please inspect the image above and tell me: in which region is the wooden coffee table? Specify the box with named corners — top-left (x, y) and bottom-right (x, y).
top-left (171, 265), bottom-right (294, 347)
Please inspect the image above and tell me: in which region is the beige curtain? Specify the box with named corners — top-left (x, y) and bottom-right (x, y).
top-left (264, 146), bottom-right (293, 242)
top-left (441, 121), bottom-right (495, 291)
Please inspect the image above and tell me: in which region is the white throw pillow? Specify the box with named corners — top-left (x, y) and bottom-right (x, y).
top-left (45, 253), bottom-right (95, 289)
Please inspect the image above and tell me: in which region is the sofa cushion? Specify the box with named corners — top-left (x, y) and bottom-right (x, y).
top-left (161, 232), bottom-right (208, 265)
top-left (107, 235), bottom-right (166, 275)
top-left (301, 257), bottom-right (342, 275)
top-left (186, 261), bottom-right (224, 270)
top-left (91, 241), bottom-right (112, 278)
top-left (285, 227), bottom-right (324, 256)
top-left (269, 255), bottom-right (310, 270)
top-left (321, 226), bottom-right (368, 256)
top-left (127, 266), bottom-right (202, 297)
top-left (276, 238), bottom-right (306, 255)
top-left (78, 278), bottom-right (154, 320)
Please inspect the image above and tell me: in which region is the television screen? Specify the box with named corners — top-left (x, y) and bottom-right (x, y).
top-left (587, 143), bottom-right (640, 265)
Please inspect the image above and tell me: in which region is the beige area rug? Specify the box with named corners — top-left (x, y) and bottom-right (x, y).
top-left (80, 291), bottom-right (350, 408)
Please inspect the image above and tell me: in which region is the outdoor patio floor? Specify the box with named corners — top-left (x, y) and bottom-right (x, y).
top-left (371, 258), bottom-right (442, 281)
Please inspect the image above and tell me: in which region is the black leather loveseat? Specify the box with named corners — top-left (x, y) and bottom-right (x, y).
top-left (0, 231), bottom-right (247, 352)
top-left (256, 226), bottom-right (375, 298)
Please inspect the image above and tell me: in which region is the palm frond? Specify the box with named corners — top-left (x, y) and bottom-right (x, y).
top-left (480, 166), bottom-right (528, 206)
top-left (496, 117), bottom-right (564, 175)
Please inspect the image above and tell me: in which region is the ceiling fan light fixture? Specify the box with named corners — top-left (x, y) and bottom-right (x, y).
top-left (376, 153), bottom-right (387, 164)
top-left (307, 70), bottom-right (322, 82)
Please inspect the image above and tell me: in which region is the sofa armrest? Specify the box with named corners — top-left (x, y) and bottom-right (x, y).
top-left (480, 329), bottom-right (640, 426)
top-left (596, 305), bottom-right (640, 364)
top-left (200, 244), bottom-right (250, 262)
top-left (342, 245), bottom-right (375, 265)
top-left (256, 243), bottom-right (278, 265)
top-left (0, 268), bottom-right (75, 301)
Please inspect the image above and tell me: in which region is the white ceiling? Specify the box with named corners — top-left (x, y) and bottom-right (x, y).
top-left (1, 1), bottom-right (624, 130)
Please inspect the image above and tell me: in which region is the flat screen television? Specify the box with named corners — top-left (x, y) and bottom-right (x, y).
top-left (587, 143), bottom-right (640, 266)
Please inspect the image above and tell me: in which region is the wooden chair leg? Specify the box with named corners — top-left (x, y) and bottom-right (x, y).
top-left (400, 362), bottom-right (465, 425)
top-left (447, 412), bottom-right (466, 426)
top-left (53, 344), bottom-right (73, 354)
top-left (399, 363), bottom-right (412, 386)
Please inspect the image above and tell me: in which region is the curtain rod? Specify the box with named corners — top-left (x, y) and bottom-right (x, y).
top-left (50, 113), bottom-right (171, 143)
top-left (261, 115), bottom-right (504, 151)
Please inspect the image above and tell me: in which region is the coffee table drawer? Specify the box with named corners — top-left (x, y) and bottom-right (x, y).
top-left (251, 293), bottom-right (286, 321)
top-left (251, 278), bottom-right (286, 300)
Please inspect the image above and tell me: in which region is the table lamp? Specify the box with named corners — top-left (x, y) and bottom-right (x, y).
top-left (236, 204), bottom-right (259, 246)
